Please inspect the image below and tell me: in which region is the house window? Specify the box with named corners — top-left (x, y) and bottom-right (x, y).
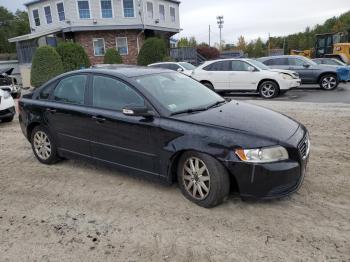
top-left (57, 2), bottom-right (65, 21)
top-left (93, 38), bottom-right (105, 56)
top-left (123, 0), bottom-right (134, 17)
top-left (116, 37), bottom-right (128, 55)
top-left (44, 6), bottom-right (52, 24)
top-left (159, 4), bottom-right (165, 21)
top-left (101, 0), bottom-right (113, 18)
top-left (32, 9), bottom-right (40, 26)
top-left (78, 0), bottom-right (91, 19)
top-left (170, 7), bottom-right (175, 22)
top-left (146, 2), bottom-right (153, 19)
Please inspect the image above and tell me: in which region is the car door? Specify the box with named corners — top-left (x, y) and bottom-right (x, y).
top-left (288, 58), bottom-right (316, 83)
top-left (202, 61), bottom-right (231, 90)
top-left (229, 60), bottom-right (259, 90)
top-left (87, 74), bottom-right (161, 175)
top-left (46, 74), bottom-right (91, 156)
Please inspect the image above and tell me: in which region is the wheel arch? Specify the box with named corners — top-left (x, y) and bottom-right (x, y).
top-left (200, 80), bottom-right (214, 86)
top-left (257, 79), bottom-right (280, 92)
top-left (317, 72), bottom-right (339, 84)
top-left (26, 122), bottom-right (41, 141)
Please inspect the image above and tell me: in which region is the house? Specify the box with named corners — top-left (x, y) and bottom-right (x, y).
top-left (8, 0), bottom-right (180, 86)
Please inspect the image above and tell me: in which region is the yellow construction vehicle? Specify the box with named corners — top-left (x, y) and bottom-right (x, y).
top-left (290, 49), bottom-right (312, 58)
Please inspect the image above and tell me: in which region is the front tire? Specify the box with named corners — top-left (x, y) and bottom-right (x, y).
top-left (31, 125), bottom-right (60, 165)
top-left (319, 74), bottom-right (338, 90)
top-left (259, 81), bottom-right (279, 99)
top-left (177, 151), bottom-right (230, 208)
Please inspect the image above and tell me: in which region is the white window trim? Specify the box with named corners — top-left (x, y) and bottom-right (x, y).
top-left (56, 2), bottom-right (65, 21)
top-left (99, 0), bottom-right (114, 19)
top-left (93, 38), bottom-right (106, 57)
top-left (116, 37), bottom-right (129, 56)
top-left (76, 0), bottom-right (92, 20)
top-left (169, 5), bottom-right (176, 23)
top-left (146, 1), bottom-right (154, 19)
top-left (158, 3), bottom-right (165, 22)
top-left (42, 4), bottom-right (53, 25)
top-left (121, 0), bottom-right (136, 18)
top-left (32, 8), bottom-right (40, 27)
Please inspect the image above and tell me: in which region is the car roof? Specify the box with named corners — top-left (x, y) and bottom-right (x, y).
top-left (76, 66), bottom-right (173, 78)
top-left (258, 55), bottom-right (306, 61)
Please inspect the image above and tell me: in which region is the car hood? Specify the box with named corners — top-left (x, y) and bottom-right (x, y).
top-left (269, 69), bottom-right (296, 74)
top-left (174, 101), bottom-right (300, 142)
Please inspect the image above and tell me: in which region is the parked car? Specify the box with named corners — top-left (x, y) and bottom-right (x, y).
top-left (313, 58), bottom-right (350, 81)
top-left (191, 58), bottom-right (301, 98)
top-left (148, 62), bottom-right (196, 76)
top-left (0, 89), bottom-right (16, 123)
top-left (0, 68), bottom-right (22, 99)
top-left (258, 55), bottom-right (350, 90)
top-left (18, 67), bottom-right (310, 207)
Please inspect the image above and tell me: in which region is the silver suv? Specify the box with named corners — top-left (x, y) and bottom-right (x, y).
top-left (258, 55), bottom-right (340, 90)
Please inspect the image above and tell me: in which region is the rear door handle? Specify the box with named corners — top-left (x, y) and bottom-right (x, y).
top-left (92, 115), bottom-right (106, 123)
top-left (46, 108), bottom-right (57, 114)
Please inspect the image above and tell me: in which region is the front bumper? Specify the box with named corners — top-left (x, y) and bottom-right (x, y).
top-left (280, 79), bottom-right (302, 91)
top-left (224, 127), bottom-right (309, 199)
top-left (0, 106), bottom-right (15, 120)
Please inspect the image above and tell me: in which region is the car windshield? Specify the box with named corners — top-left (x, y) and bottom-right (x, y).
top-left (247, 59), bottom-right (270, 70)
top-left (134, 73), bottom-right (225, 114)
top-left (178, 62), bottom-right (196, 70)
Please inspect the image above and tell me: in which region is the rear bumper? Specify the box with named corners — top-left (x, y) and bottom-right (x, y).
top-left (0, 106), bottom-right (15, 120)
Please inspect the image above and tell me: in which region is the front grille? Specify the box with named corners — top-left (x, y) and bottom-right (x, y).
top-left (298, 135), bottom-right (310, 159)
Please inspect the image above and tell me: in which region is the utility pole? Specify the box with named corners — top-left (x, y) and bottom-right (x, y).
top-left (209, 24), bottom-right (211, 47)
top-left (216, 16), bottom-right (224, 50)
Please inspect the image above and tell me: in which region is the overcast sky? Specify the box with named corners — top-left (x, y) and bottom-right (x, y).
top-left (2, 0), bottom-right (350, 44)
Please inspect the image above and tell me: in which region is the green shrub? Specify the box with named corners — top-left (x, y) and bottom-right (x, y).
top-left (30, 46), bottom-right (64, 88)
top-left (56, 42), bottom-right (90, 72)
top-left (137, 37), bottom-right (167, 66)
top-left (104, 48), bottom-right (123, 64)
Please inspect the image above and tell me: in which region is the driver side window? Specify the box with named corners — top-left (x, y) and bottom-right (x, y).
top-left (231, 61), bottom-right (251, 71)
top-left (92, 76), bottom-right (144, 111)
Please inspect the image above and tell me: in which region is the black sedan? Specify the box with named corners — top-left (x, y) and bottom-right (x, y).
top-left (18, 67), bottom-right (310, 208)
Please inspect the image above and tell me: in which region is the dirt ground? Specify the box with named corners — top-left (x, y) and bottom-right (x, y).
top-left (0, 101), bottom-right (349, 262)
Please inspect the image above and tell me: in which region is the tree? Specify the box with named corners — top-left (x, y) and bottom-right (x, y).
top-left (137, 37), bottom-right (167, 65)
top-left (177, 36), bottom-right (197, 48)
top-left (0, 7), bottom-right (30, 54)
top-left (104, 48), bottom-right (123, 64)
top-left (30, 46), bottom-right (64, 88)
top-left (236, 36), bottom-right (247, 51)
top-left (56, 42), bottom-right (90, 72)
top-left (197, 46), bottom-right (220, 60)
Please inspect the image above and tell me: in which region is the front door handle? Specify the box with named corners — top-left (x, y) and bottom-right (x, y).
top-left (46, 108), bottom-right (57, 114)
top-left (92, 115), bottom-right (106, 123)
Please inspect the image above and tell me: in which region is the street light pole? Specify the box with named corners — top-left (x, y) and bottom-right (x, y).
top-left (217, 16), bottom-right (224, 50)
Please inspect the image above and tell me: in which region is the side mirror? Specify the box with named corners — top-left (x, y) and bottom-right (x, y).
top-left (122, 105), bottom-right (154, 118)
top-left (303, 64), bottom-right (310, 68)
top-left (247, 66), bottom-right (255, 72)
top-left (177, 68), bottom-right (184, 73)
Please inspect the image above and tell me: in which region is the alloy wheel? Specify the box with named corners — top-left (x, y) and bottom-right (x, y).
top-left (261, 83), bottom-right (276, 98)
top-left (33, 131), bottom-right (52, 160)
top-left (182, 157), bottom-right (210, 200)
top-left (321, 76), bottom-right (337, 90)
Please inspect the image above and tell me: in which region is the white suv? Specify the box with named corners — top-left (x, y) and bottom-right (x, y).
top-left (191, 58), bottom-right (301, 98)
top-left (0, 89), bottom-right (15, 123)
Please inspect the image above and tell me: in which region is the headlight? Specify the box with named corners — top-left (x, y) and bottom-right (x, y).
top-left (235, 146), bottom-right (289, 163)
top-left (279, 73), bottom-right (293, 80)
top-left (3, 91), bottom-right (11, 99)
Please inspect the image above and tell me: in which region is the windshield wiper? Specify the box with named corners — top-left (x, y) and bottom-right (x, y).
top-left (170, 107), bottom-right (208, 116)
top-left (205, 100), bottom-right (226, 110)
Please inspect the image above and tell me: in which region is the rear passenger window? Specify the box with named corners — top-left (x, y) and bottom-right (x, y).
top-left (203, 61), bottom-right (231, 71)
top-left (53, 75), bottom-right (87, 105)
top-left (92, 76), bottom-right (144, 111)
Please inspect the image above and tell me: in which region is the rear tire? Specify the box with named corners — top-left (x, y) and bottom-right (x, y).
top-left (319, 74), bottom-right (338, 90)
top-left (258, 81), bottom-right (279, 99)
top-left (177, 151), bottom-right (230, 208)
top-left (1, 116), bottom-right (14, 123)
top-left (31, 125), bottom-right (60, 165)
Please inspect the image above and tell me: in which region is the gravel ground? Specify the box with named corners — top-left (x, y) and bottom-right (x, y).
top-left (0, 101), bottom-right (349, 262)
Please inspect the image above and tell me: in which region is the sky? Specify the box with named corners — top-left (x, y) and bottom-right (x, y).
top-left (1, 0), bottom-right (350, 44)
